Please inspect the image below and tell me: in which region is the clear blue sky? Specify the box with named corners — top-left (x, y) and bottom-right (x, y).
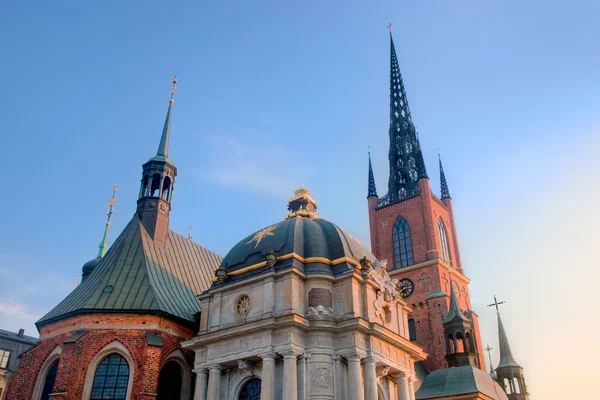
top-left (1, 1), bottom-right (599, 398)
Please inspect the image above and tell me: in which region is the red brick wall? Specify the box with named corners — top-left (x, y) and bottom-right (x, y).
top-left (367, 178), bottom-right (484, 372)
top-left (5, 314), bottom-right (194, 400)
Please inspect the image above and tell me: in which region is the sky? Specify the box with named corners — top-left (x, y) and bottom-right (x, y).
top-left (0, 1), bottom-right (599, 398)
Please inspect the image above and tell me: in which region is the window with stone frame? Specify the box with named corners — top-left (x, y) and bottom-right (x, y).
top-left (0, 349), bottom-right (10, 369)
top-left (392, 216), bottom-right (413, 268)
top-left (239, 378), bottom-right (261, 400)
top-left (90, 353), bottom-right (130, 400)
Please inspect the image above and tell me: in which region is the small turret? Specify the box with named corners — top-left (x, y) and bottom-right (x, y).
top-left (442, 277), bottom-right (480, 368)
top-left (136, 77), bottom-right (178, 245)
top-left (439, 154), bottom-right (451, 200)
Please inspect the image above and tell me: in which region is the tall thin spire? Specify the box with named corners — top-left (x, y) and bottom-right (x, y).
top-left (385, 31), bottom-right (428, 204)
top-left (439, 153), bottom-right (451, 199)
top-left (156, 76), bottom-right (177, 158)
top-left (368, 150), bottom-right (378, 198)
top-left (97, 183), bottom-right (118, 258)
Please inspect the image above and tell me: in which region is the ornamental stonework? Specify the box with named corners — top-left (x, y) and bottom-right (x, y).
top-left (310, 367), bottom-right (332, 389)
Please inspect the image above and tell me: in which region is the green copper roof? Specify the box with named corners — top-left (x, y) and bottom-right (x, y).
top-left (38, 216), bottom-right (222, 327)
top-left (416, 366), bottom-right (508, 400)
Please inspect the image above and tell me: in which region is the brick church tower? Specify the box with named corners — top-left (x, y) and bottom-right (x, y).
top-left (367, 32), bottom-right (486, 372)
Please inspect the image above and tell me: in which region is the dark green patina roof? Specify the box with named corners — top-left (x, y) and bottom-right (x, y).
top-left (416, 366), bottom-right (508, 400)
top-left (38, 216), bottom-right (222, 327)
top-left (219, 216), bottom-right (375, 284)
top-left (496, 313), bottom-right (521, 369)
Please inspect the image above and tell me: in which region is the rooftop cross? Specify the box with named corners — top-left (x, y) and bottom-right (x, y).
top-left (487, 295), bottom-right (506, 314)
top-left (170, 76), bottom-right (177, 103)
top-left (188, 225), bottom-right (193, 241)
top-left (387, 22), bottom-right (393, 35)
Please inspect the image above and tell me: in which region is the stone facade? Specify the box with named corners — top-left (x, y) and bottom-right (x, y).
top-left (184, 257), bottom-right (427, 400)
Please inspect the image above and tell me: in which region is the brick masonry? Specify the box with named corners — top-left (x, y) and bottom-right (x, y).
top-left (5, 314), bottom-right (194, 400)
top-left (368, 178), bottom-right (486, 371)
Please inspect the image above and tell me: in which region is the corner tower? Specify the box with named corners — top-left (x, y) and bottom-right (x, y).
top-left (366, 29), bottom-right (485, 372)
top-left (137, 77), bottom-right (178, 245)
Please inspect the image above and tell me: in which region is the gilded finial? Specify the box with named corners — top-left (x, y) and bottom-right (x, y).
top-left (286, 185), bottom-right (319, 220)
top-left (387, 22), bottom-right (393, 35)
top-left (170, 76), bottom-right (177, 103)
top-left (98, 184), bottom-right (118, 258)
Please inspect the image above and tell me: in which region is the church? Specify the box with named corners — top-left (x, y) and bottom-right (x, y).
top-left (4, 32), bottom-right (529, 400)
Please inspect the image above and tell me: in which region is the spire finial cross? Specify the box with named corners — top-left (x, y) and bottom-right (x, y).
top-left (187, 225), bottom-right (193, 240)
top-left (387, 22), bottom-right (393, 35)
top-left (484, 344), bottom-right (494, 371)
top-left (106, 183), bottom-right (119, 225)
top-left (170, 76), bottom-right (178, 103)
top-left (487, 295), bottom-right (506, 314)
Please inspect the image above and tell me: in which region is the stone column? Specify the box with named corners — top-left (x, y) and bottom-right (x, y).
top-left (363, 357), bottom-right (377, 400)
top-left (259, 353), bottom-right (277, 400)
top-left (193, 368), bottom-right (209, 400)
top-left (408, 376), bottom-right (416, 400)
top-left (282, 351), bottom-right (299, 400)
top-left (332, 356), bottom-right (344, 400)
top-left (206, 365), bottom-right (221, 400)
top-left (346, 355), bottom-right (364, 400)
top-left (395, 372), bottom-right (410, 400)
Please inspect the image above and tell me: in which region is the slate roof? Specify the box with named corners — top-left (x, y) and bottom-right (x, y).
top-left (37, 216), bottom-right (222, 327)
top-left (0, 329), bottom-right (38, 345)
top-left (496, 313), bottom-right (521, 369)
top-left (416, 365), bottom-right (508, 400)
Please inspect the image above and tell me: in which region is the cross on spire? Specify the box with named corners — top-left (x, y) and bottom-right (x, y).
top-left (487, 295), bottom-right (506, 314)
top-left (387, 22), bottom-right (393, 35)
top-left (484, 344), bottom-right (494, 372)
top-left (170, 76), bottom-right (177, 103)
top-left (98, 183), bottom-right (118, 258)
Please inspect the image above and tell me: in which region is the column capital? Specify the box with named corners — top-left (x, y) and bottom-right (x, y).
top-left (345, 354), bottom-right (362, 362)
top-left (208, 364), bottom-right (222, 372)
top-left (194, 367), bottom-right (209, 375)
top-left (281, 350), bottom-right (300, 359)
top-left (395, 371), bottom-right (409, 381)
top-left (258, 352), bottom-right (277, 361)
top-left (363, 356), bottom-right (377, 365)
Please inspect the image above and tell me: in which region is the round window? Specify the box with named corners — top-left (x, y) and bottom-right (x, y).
top-left (236, 295), bottom-right (251, 316)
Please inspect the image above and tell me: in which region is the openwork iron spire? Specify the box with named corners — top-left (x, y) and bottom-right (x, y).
top-left (156, 76), bottom-right (177, 158)
top-left (439, 154), bottom-right (451, 199)
top-left (383, 34), bottom-right (428, 204)
top-left (368, 151), bottom-right (378, 198)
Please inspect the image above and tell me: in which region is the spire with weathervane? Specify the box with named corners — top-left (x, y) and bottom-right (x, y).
top-left (137, 77), bottom-right (179, 244)
top-left (81, 184), bottom-right (118, 283)
top-left (488, 296), bottom-right (529, 399)
top-left (368, 150), bottom-right (378, 198)
top-left (383, 24), bottom-right (428, 204)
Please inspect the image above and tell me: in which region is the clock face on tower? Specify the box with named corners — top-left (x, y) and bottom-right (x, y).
top-left (452, 281), bottom-right (461, 299)
top-left (398, 278), bottom-right (414, 298)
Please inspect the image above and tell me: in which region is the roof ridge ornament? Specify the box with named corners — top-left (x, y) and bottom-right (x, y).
top-left (285, 185), bottom-right (320, 219)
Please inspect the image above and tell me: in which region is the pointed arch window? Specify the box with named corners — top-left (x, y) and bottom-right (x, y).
top-left (437, 218), bottom-right (451, 264)
top-left (393, 217), bottom-right (413, 269)
top-left (90, 354), bottom-right (130, 400)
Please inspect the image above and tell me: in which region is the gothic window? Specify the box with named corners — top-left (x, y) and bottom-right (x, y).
top-left (90, 354), bottom-right (130, 400)
top-left (438, 218), bottom-right (451, 264)
top-left (393, 217), bottom-right (413, 269)
top-left (239, 378), bottom-right (261, 400)
top-left (408, 319), bottom-right (417, 341)
top-left (40, 359), bottom-right (59, 400)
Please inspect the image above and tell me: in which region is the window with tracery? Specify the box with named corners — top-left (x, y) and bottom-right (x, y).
top-left (393, 217), bottom-right (413, 268)
top-left (437, 218), bottom-right (451, 263)
top-left (239, 378), bottom-right (261, 400)
top-left (90, 354), bottom-right (130, 400)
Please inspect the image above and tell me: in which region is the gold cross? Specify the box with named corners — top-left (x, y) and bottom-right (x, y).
top-left (387, 22), bottom-right (393, 35)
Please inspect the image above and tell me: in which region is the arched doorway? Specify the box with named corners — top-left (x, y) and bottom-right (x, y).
top-left (40, 359), bottom-right (59, 400)
top-left (157, 360), bottom-right (183, 400)
top-left (239, 378), bottom-right (261, 400)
